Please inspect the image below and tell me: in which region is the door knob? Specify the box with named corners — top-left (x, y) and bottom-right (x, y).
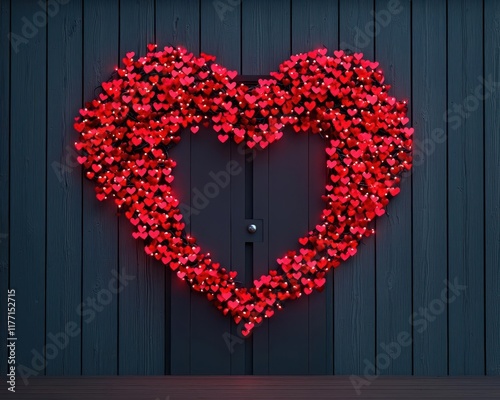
top-left (247, 224), bottom-right (257, 233)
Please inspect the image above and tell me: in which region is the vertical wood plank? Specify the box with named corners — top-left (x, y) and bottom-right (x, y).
top-left (242, 0), bottom-right (291, 374)
top-left (189, 1), bottom-right (234, 369)
top-left (82, 0), bottom-right (119, 375)
top-left (447, 0), bottom-right (485, 375)
top-left (228, 140), bottom-right (250, 374)
top-left (374, 0), bottom-right (412, 375)
top-left (485, 0), bottom-right (500, 377)
top-left (291, 0), bottom-right (338, 52)
top-left (155, 0), bottom-right (199, 374)
top-left (251, 151), bottom-right (270, 373)
top-left (200, 0), bottom-right (247, 374)
top-left (412, 0), bottom-right (448, 375)
top-left (46, 0), bottom-right (83, 375)
top-left (1, 0), bottom-right (498, 380)
top-left (242, 0), bottom-right (291, 74)
top-left (267, 127), bottom-right (310, 374)
top-left (118, 0), bottom-right (165, 375)
top-left (291, 0), bottom-right (338, 375)
top-left (334, 0), bottom-right (376, 375)
top-left (189, 128), bottom-right (232, 374)
top-left (10, 0), bottom-right (47, 375)
top-left (0, 0), bottom-right (9, 377)
top-left (201, 0), bottom-right (240, 72)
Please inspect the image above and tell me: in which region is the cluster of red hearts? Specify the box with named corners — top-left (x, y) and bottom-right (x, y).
top-left (75, 44), bottom-right (413, 336)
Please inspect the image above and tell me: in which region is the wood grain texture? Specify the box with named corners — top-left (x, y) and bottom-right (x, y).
top-left (291, 0), bottom-right (338, 52)
top-left (291, 0), bottom-right (338, 374)
top-left (267, 127), bottom-right (310, 374)
top-left (334, 0), bottom-right (376, 375)
top-left (201, 0), bottom-right (241, 72)
top-left (0, 0), bottom-right (499, 378)
top-left (447, 0), bottom-right (485, 375)
top-left (118, 0), bottom-right (165, 375)
top-left (9, 0), bottom-right (47, 375)
top-left (374, 0), bottom-right (412, 375)
top-left (200, 0), bottom-right (249, 374)
top-left (228, 141), bottom-right (251, 374)
top-left (189, 128), bottom-right (232, 374)
top-left (250, 143), bottom-right (270, 375)
top-left (266, 17), bottom-right (310, 376)
top-left (0, 0), bottom-right (9, 377)
top-left (411, 0), bottom-right (448, 375)
top-left (46, 0), bottom-right (83, 376)
top-left (5, 376), bottom-right (500, 399)
top-left (155, 0), bottom-right (200, 374)
top-left (242, 0), bottom-right (291, 75)
top-left (242, 0), bottom-right (293, 374)
top-left (485, 0), bottom-right (500, 377)
top-left (82, 0), bottom-right (119, 375)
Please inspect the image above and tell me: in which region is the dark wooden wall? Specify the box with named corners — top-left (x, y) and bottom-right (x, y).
top-left (0, 0), bottom-right (499, 377)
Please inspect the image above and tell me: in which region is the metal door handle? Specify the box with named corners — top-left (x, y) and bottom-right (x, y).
top-left (247, 224), bottom-right (257, 233)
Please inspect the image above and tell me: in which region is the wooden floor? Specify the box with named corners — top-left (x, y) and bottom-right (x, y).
top-left (1, 376), bottom-right (499, 399)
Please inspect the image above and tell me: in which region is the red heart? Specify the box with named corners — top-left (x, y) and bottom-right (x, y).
top-left (74, 45), bottom-right (412, 336)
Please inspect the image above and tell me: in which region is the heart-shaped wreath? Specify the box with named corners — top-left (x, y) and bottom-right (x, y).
top-left (75, 44), bottom-right (413, 336)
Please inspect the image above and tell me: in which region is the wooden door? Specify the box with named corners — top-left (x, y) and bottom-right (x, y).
top-left (1, 0), bottom-right (499, 378)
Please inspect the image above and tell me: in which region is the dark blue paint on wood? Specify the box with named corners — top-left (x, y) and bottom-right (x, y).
top-left (374, 0), bottom-right (413, 375)
top-left (82, 0), bottom-right (119, 375)
top-left (118, 0), bottom-right (166, 375)
top-left (1, 0), bottom-right (499, 378)
top-left (155, 0), bottom-right (200, 375)
top-left (46, 0), bottom-right (83, 375)
top-left (292, 0), bottom-right (338, 375)
top-left (10, 0), bottom-right (47, 375)
top-left (242, 0), bottom-right (292, 374)
top-left (200, 0), bottom-right (249, 374)
top-left (485, 0), bottom-right (500, 377)
top-left (412, 0), bottom-right (448, 376)
top-left (189, 129), bottom-right (232, 374)
top-left (447, 0), bottom-right (485, 375)
top-left (267, 127), bottom-right (310, 375)
top-left (0, 0), bottom-right (10, 377)
top-left (334, 0), bottom-right (376, 375)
